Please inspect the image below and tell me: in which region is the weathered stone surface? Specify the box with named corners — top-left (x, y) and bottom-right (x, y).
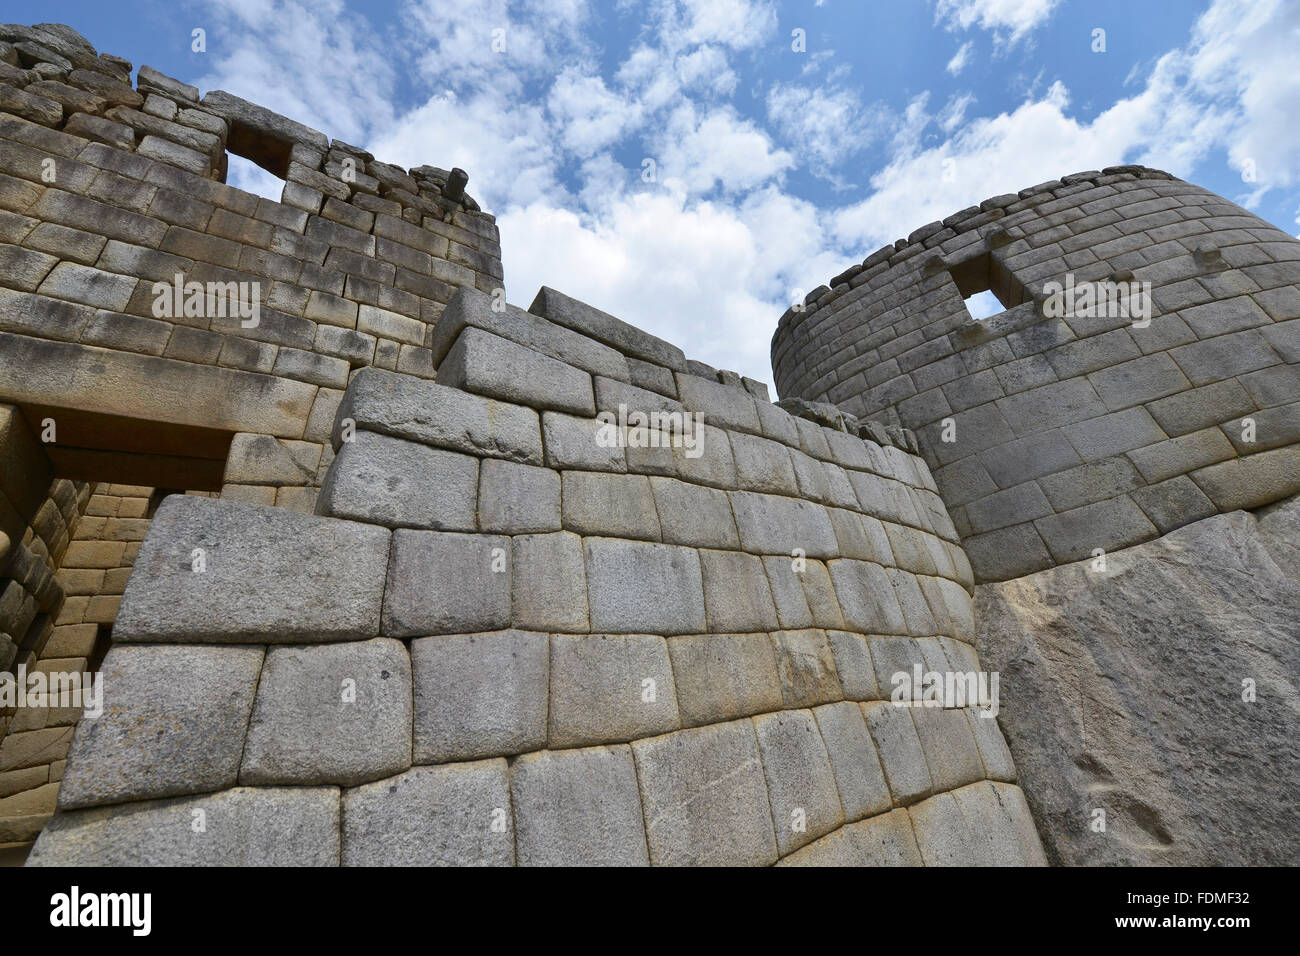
top-left (583, 537), bottom-right (705, 635)
top-left (770, 628), bottom-right (841, 708)
top-left (951, 780), bottom-right (1049, 865)
top-left (666, 632), bottom-right (782, 726)
top-left (753, 709), bottom-right (844, 854)
top-left (511, 531), bottom-right (588, 632)
top-left (813, 700), bottom-right (892, 822)
top-left (410, 630), bottom-right (547, 763)
top-left (648, 476), bottom-right (739, 549)
top-left (510, 745), bottom-right (650, 866)
top-left (335, 367), bottom-right (543, 465)
top-left (976, 496), bottom-right (1300, 864)
top-left (57, 644), bottom-right (263, 809)
top-left (114, 496), bottom-right (390, 643)
top-left (318, 430), bottom-right (478, 531)
top-left (862, 701), bottom-right (933, 805)
top-left (631, 719), bottom-right (778, 866)
top-left (29, 787), bottom-right (340, 866)
top-left (439, 325), bottom-right (596, 416)
top-left (382, 530), bottom-right (511, 637)
top-left (341, 760), bottom-right (514, 866)
top-left (908, 790), bottom-right (978, 865)
top-left (477, 459), bottom-right (560, 533)
top-left (777, 808), bottom-right (923, 866)
top-left (240, 638), bottom-right (412, 786)
top-left (561, 471), bottom-right (660, 540)
top-left (698, 547), bottom-right (779, 632)
top-left (548, 633), bottom-right (680, 747)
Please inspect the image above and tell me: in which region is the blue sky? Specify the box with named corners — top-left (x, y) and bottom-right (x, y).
top-left (14, 0), bottom-right (1300, 387)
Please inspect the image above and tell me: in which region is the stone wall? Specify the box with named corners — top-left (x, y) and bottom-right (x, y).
top-left (28, 285), bottom-right (1046, 866)
top-left (1, 22), bottom-right (502, 489)
top-left (771, 168), bottom-right (1300, 581)
top-left (0, 21), bottom-right (511, 852)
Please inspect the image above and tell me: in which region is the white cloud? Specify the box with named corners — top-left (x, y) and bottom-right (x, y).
top-left (653, 104), bottom-right (793, 195)
top-left (766, 82), bottom-right (890, 176)
top-left (946, 40), bottom-right (974, 75)
top-left (934, 0), bottom-right (1061, 45)
top-left (548, 69), bottom-right (644, 158)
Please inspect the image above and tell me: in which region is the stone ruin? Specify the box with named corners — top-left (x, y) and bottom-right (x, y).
top-left (0, 23), bottom-right (1294, 866)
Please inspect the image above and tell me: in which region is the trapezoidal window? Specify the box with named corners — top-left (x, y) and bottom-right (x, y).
top-left (948, 248), bottom-right (1024, 322)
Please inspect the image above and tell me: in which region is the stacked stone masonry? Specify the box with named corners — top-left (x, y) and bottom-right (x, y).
top-left (771, 167), bottom-right (1300, 581)
top-left (27, 283), bottom-right (1046, 866)
top-left (0, 21), bottom-right (502, 472)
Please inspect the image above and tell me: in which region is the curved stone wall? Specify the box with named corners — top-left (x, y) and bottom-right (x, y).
top-left (771, 167), bottom-right (1300, 581)
top-left (28, 286), bottom-right (1045, 866)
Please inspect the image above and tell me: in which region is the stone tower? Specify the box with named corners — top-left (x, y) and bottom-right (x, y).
top-left (771, 168), bottom-right (1299, 582)
top-left (771, 168), bottom-right (1300, 865)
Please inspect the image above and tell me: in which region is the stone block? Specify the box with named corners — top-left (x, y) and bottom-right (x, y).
top-left (548, 633), bottom-right (680, 748)
top-left (798, 559), bottom-right (846, 629)
top-left (410, 629), bottom-right (548, 763)
top-left (511, 531), bottom-right (588, 632)
top-left (887, 567), bottom-right (940, 635)
top-left (647, 476), bottom-right (739, 549)
top-left (909, 706), bottom-right (986, 792)
top-left (826, 630), bottom-right (881, 700)
top-left (510, 745), bottom-right (649, 866)
top-left (541, 411), bottom-right (626, 472)
top-left (1189, 445), bottom-right (1300, 511)
top-left (341, 760), bottom-right (514, 866)
top-left (760, 555), bottom-right (815, 629)
top-left (908, 791), bottom-right (979, 865)
top-left (698, 548), bottom-right (779, 633)
top-left (335, 367), bottom-right (542, 465)
top-left (561, 471), bottom-right (660, 540)
top-left (382, 530), bottom-right (511, 637)
top-left (812, 700), bottom-right (892, 822)
top-left (770, 628), bottom-right (841, 708)
top-left (476, 459), bottom-right (560, 535)
top-left (777, 808), bottom-right (923, 866)
top-left (429, 287), bottom-right (630, 382)
top-left (862, 701), bottom-right (932, 805)
top-left (827, 559), bottom-right (907, 634)
top-left (582, 537), bottom-right (705, 635)
top-left (29, 787), bottom-right (340, 866)
top-left (674, 373), bottom-right (762, 434)
top-left (729, 430), bottom-right (799, 495)
top-left (439, 325), bottom-right (596, 416)
top-left (114, 496), bottom-right (389, 643)
top-left (665, 632), bottom-right (783, 726)
top-left (240, 638), bottom-right (412, 786)
top-left (729, 491), bottom-right (837, 557)
top-left (754, 709), bottom-right (844, 855)
top-left (56, 644), bottom-right (263, 810)
top-left (1033, 494), bottom-right (1157, 563)
top-left (318, 430), bottom-right (478, 531)
top-left (631, 719), bottom-right (777, 866)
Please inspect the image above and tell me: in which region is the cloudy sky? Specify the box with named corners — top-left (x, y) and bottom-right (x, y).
top-left (36, 0), bottom-right (1300, 388)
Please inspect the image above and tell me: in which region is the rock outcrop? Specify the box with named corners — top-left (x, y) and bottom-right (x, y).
top-left (976, 494), bottom-right (1300, 865)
